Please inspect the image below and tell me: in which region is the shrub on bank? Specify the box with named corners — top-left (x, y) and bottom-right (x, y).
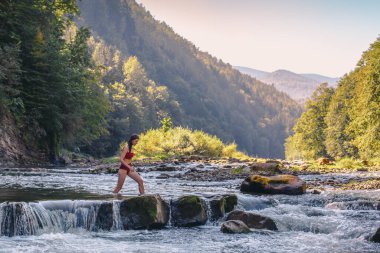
top-left (119, 127), bottom-right (250, 160)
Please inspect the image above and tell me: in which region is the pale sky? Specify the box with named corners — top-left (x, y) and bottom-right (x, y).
top-left (136, 0), bottom-right (380, 77)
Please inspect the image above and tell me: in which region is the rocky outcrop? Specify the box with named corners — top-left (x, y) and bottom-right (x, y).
top-left (220, 220), bottom-right (251, 234)
top-left (226, 210), bottom-right (277, 230)
top-left (120, 194), bottom-right (169, 229)
top-left (240, 174), bottom-right (306, 195)
top-left (0, 113), bottom-right (41, 166)
top-left (171, 195), bottom-right (207, 227)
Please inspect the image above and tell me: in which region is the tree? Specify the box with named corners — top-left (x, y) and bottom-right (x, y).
top-left (285, 83), bottom-right (334, 160)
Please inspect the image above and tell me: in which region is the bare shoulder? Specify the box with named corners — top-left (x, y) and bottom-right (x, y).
top-left (121, 143), bottom-right (129, 153)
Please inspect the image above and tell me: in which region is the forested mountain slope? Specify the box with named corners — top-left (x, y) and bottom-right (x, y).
top-left (76, 0), bottom-right (302, 158)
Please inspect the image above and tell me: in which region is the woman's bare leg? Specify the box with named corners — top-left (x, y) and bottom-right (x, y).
top-left (113, 169), bottom-right (127, 193)
top-left (128, 170), bottom-right (145, 195)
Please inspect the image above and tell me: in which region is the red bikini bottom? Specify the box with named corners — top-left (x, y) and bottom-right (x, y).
top-left (119, 162), bottom-right (132, 174)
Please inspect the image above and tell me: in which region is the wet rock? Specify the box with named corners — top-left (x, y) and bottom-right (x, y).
top-left (208, 194), bottom-right (238, 220)
top-left (370, 227), bottom-right (380, 243)
top-left (171, 195), bottom-right (207, 227)
top-left (308, 189), bottom-right (322, 194)
top-left (223, 194), bottom-right (238, 213)
top-left (155, 164), bottom-right (178, 171)
top-left (220, 220), bottom-right (251, 234)
top-left (226, 210), bottom-right (277, 230)
top-left (240, 174), bottom-right (306, 195)
top-left (249, 162), bottom-right (281, 172)
top-left (325, 201), bottom-right (380, 210)
top-left (228, 158), bottom-right (241, 163)
top-left (156, 173), bottom-right (171, 179)
top-left (95, 202), bottom-right (113, 231)
top-left (120, 194), bottom-right (169, 229)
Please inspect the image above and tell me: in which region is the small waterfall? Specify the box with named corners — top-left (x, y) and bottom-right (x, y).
top-left (111, 200), bottom-right (122, 230)
top-left (0, 200), bottom-right (110, 237)
top-left (167, 198), bottom-right (173, 227)
top-left (203, 199), bottom-right (214, 225)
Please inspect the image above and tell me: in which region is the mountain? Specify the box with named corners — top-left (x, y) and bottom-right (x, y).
top-left (234, 66), bottom-right (340, 103)
top-left (75, 0), bottom-right (302, 158)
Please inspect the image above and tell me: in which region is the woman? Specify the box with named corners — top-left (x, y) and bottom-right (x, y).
top-left (113, 134), bottom-right (145, 195)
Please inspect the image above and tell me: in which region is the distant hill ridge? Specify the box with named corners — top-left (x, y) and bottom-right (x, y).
top-left (234, 66), bottom-right (340, 103)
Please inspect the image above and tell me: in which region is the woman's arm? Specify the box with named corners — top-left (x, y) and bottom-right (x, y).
top-left (120, 145), bottom-right (133, 170)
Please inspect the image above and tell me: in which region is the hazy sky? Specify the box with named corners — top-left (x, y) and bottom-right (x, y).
top-left (136, 0), bottom-right (380, 77)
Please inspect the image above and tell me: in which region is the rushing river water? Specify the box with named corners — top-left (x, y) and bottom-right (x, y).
top-left (0, 163), bottom-right (379, 253)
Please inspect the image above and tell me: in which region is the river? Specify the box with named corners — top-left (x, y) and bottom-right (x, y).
top-left (0, 162), bottom-right (379, 253)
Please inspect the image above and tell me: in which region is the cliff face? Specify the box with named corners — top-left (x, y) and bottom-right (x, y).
top-left (0, 112), bottom-right (42, 166)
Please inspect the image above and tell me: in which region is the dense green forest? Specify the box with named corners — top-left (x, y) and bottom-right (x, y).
top-left (0, 0), bottom-right (109, 162)
top-left (75, 0), bottom-right (302, 158)
top-left (285, 37), bottom-right (380, 161)
top-left (0, 0), bottom-right (302, 163)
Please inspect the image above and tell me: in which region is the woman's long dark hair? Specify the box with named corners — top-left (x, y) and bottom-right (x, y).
top-left (127, 134), bottom-right (139, 153)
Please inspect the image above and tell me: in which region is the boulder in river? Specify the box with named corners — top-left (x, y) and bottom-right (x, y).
top-left (220, 220), bottom-right (251, 234)
top-left (171, 195), bottom-right (207, 227)
top-left (240, 174), bottom-right (306, 195)
top-left (94, 202), bottom-right (113, 231)
top-left (226, 210), bottom-right (277, 230)
top-left (370, 227), bottom-right (380, 243)
top-left (209, 194), bottom-right (238, 220)
top-left (120, 194), bottom-right (169, 229)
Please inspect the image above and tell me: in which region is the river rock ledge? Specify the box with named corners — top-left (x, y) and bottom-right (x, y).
top-left (240, 174), bottom-right (306, 195)
top-left (0, 193), bottom-right (239, 236)
top-left (120, 194), bottom-right (169, 229)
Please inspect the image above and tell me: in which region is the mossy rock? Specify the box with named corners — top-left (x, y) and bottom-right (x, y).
top-left (171, 195), bottom-right (207, 227)
top-left (120, 194), bottom-right (169, 229)
top-left (240, 174), bottom-right (306, 195)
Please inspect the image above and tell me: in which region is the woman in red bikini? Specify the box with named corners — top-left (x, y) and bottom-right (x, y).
top-left (113, 134), bottom-right (145, 195)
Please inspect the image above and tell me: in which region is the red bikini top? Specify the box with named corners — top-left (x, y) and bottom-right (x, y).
top-left (124, 151), bottom-right (134, 159)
